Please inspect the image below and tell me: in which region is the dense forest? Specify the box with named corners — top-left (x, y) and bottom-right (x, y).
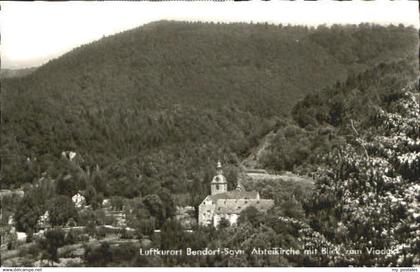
top-left (2, 22), bottom-right (417, 192)
top-left (1, 21), bottom-right (419, 266)
top-left (259, 58), bottom-right (418, 173)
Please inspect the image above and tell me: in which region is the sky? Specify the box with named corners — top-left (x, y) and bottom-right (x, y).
top-left (1, 0), bottom-right (418, 69)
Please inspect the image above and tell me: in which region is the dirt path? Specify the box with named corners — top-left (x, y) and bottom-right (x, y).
top-left (240, 129), bottom-right (314, 185)
top-left (246, 171), bottom-right (314, 185)
top-left (242, 130), bottom-right (276, 168)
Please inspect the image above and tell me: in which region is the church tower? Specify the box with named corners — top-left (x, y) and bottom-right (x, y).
top-left (211, 161), bottom-right (228, 195)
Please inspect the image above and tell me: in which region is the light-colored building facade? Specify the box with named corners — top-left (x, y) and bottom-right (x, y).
top-left (198, 161), bottom-right (274, 228)
top-left (72, 192), bottom-right (86, 209)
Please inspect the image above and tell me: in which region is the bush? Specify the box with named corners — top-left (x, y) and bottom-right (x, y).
top-left (120, 228), bottom-right (135, 239)
top-left (65, 230), bottom-right (78, 245)
top-left (96, 227), bottom-right (107, 239)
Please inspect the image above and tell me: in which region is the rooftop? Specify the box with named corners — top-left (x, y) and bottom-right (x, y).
top-left (214, 199), bottom-right (274, 214)
top-left (209, 190), bottom-right (259, 201)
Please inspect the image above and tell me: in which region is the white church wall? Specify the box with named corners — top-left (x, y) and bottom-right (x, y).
top-left (228, 213), bottom-right (238, 225)
top-left (198, 198), bottom-right (215, 226)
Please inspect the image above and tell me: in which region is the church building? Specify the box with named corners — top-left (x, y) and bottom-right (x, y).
top-left (198, 161), bottom-right (274, 228)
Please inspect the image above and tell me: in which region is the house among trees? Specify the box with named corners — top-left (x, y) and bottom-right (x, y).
top-left (72, 192), bottom-right (86, 209)
top-left (61, 151), bottom-right (77, 161)
top-left (37, 211), bottom-right (51, 229)
top-left (198, 161), bottom-right (274, 227)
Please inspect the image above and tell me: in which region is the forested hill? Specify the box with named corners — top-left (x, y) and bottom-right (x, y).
top-left (1, 21), bottom-right (417, 205)
top-left (258, 58), bottom-right (419, 173)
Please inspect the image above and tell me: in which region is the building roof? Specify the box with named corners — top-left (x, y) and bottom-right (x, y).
top-left (245, 169), bottom-right (268, 174)
top-left (214, 199), bottom-right (274, 215)
top-left (209, 190), bottom-right (259, 201)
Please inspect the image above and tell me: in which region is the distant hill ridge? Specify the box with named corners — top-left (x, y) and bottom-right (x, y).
top-left (0, 67), bottom-right (37, 79)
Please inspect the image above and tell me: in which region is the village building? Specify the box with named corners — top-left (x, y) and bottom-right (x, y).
top-left (175, 206), bottom-right (197, 229)
top-left (61, 151), bottom-right (77, 161)
top-left (37, 211), bottom-right (51, 229)
top-left (72, 192), bottom-right (86, 209)
top-left (198, 161), bottom-right (274, 228)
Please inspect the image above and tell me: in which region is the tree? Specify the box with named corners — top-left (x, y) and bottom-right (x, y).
top-left (110, 196), bottom-right (124, 211)
top-left (143, 194), bottom-right (165, 227)
top-left (84, 242), bottom-right (113, 266)
top-left (218, 217), bottom-right (231, 229)
top-left (14, 196), bottom-right (42, 233)
top-left (238, 206), bottom-right (264, 227)
top-left (64, 229), bottom-right (78, 245)
top-left (160, 219), bottom-right (185, 250)
top-left (78, 208), bottom-right (96, 226)
top-left (281, 197), bottom-right (305, 219)
top-left (85, 185), bottom-right (103, 209)
top-left (55, 174), bottom-right (82, 197)
top-left (40, 228), bottom-right (66, 266)
top-left (158, 188), bottom-right (176, 219)
top-left (14, 178), bottom-right (55, 233)
top-left (305, 88), bottom-right (420, 266)
top-left (53, 158), bottom-right (86, 197)
top-left (47, 195), bottom-right (78, 226)
top-left (84, 185), bottom-right (97, 206)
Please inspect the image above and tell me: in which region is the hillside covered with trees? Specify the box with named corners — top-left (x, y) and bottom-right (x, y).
top-left (1, 21), bottom-right (418, 267)
top-left (2, 22), bottom-right (417, 193)
top-left (5, 62), bottom-right (417, 267)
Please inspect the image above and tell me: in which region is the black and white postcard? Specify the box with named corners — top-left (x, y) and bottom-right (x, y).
top-left (0, 1), bottom-right (419, 270)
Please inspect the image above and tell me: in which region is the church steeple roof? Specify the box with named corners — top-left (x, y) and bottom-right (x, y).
top-left (211, 160), bottom-right (227, 184)
top-left (216, 160), bottom-right (223, 175)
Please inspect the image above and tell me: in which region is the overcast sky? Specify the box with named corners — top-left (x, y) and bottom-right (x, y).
top-left (1, 1), bottom-right (418, 69)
